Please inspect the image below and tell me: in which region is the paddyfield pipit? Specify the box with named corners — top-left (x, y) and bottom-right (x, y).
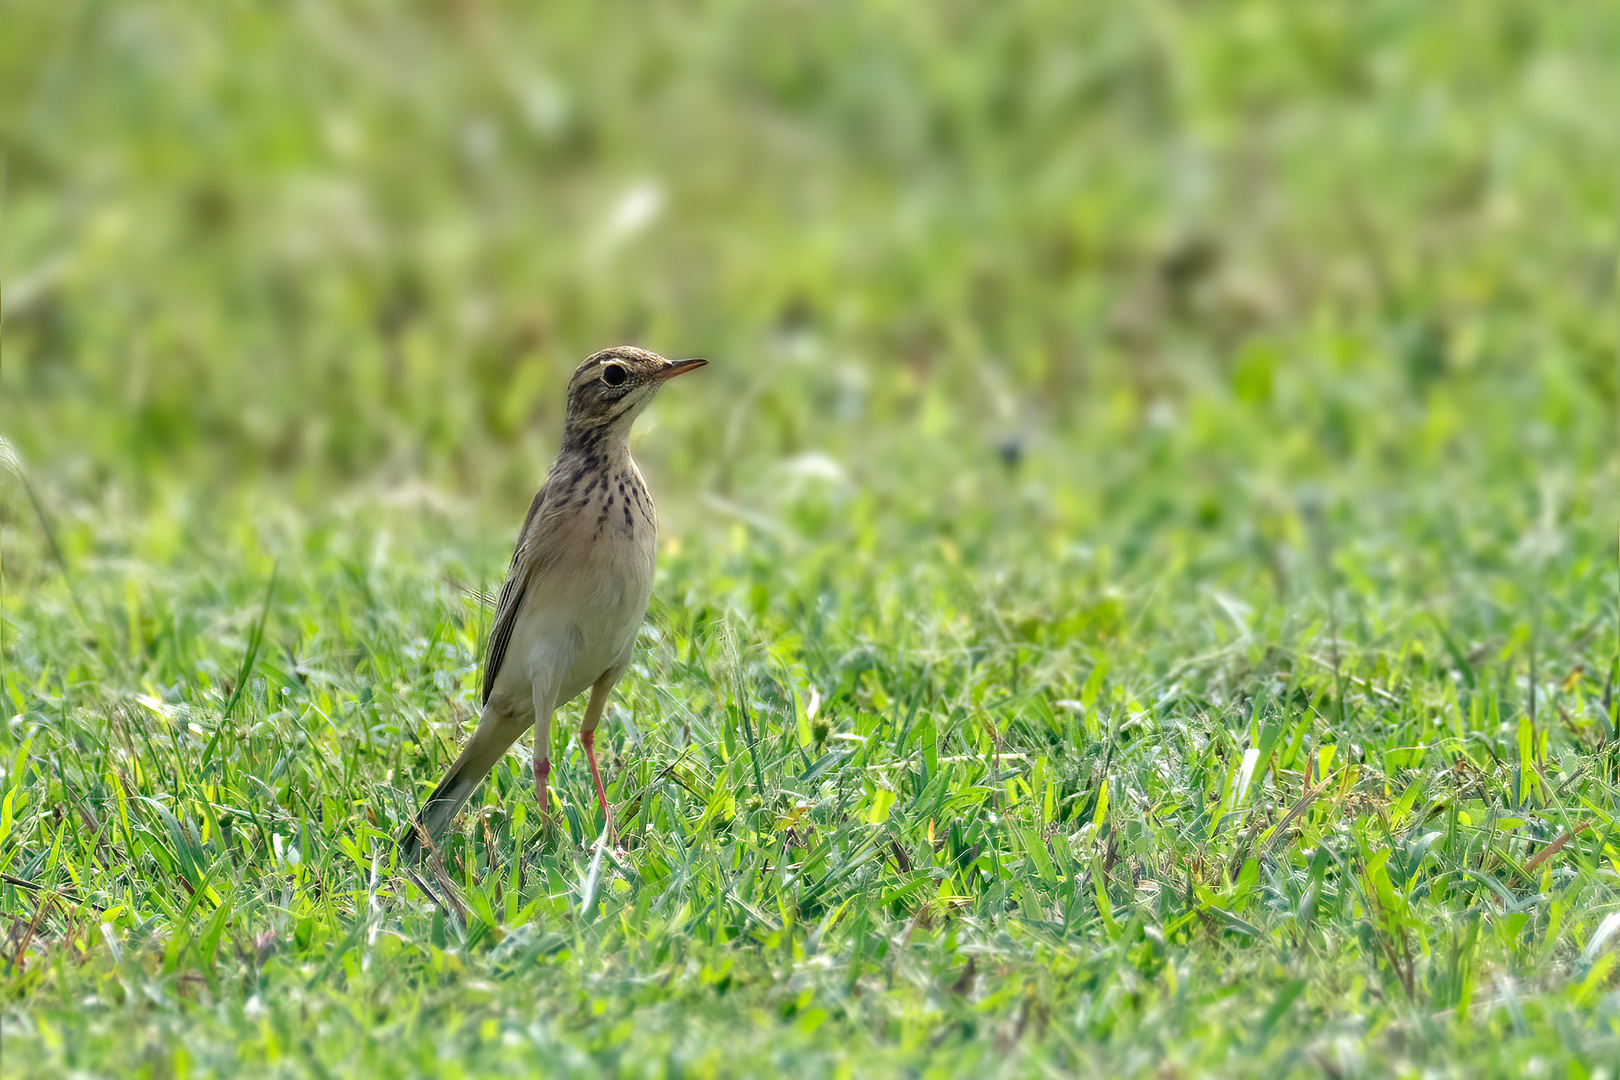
top-left (399, 346), bottom-right (707, 859)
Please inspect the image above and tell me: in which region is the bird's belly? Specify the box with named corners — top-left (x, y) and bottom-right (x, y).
top-left (509, 527), bottom-right (655, 710)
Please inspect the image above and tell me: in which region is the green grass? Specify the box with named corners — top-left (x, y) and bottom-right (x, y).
top-left (2, 1), bottom-right (1618, 1077)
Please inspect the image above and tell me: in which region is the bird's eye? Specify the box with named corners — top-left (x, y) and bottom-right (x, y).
top-left (602, 363), bottom-right (628, 387)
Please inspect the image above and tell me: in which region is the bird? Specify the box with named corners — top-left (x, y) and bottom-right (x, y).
top-left (398, 345), bottom-right (707, 862)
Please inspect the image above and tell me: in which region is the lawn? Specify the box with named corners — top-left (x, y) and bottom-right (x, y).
top-left (2, 2), bottom-right (1617, 1077)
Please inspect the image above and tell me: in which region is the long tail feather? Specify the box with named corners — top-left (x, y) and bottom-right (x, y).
top-left (396, 712), bottom-right (524, 864)
top-left (396, 768), bottom-right (479, 863)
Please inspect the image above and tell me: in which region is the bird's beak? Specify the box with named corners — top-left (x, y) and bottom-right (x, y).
top-left (655, 357), bottom-right (708, 381)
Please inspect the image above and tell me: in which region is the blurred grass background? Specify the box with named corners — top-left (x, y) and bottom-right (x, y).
top-left (2, 1), bottom-right (1618, 1077)
top-left (6, 1), bottom-right (1612, 508)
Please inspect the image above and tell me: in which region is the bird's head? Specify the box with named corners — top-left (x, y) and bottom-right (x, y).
top-left (563, 346), bottom-right (707, 438)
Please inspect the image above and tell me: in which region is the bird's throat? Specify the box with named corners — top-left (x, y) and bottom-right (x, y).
top-left (548, 435), bottom-right (655, 547)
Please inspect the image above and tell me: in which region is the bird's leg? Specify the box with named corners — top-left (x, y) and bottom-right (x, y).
top-left (579, 673), bottom-right (618, 846)
top-left (580, 729), bottom-right (611, 843)
top-left (533, 756), bottom-right (551, 813)
top-left (532, 696), bottom-right (556, 837)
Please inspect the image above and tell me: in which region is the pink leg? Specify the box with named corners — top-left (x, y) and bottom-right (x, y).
top-left (532, 696), bottom-right (556, 831)
top-left (580, 729), bottom-right (614, 840)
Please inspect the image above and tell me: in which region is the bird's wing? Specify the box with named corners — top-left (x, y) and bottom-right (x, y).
top-left (481, 484), bottom-right (549, 704)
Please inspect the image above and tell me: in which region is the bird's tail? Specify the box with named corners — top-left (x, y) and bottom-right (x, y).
top-left (396, 714), bottom-right (521, 865)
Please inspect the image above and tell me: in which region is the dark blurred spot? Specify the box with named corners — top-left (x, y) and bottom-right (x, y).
top-left (776, 293), bottom-right (817, 334)
top-left (187, 184), bottom-right (234, 234)
top-left (1157, 233), bottom-right (1220, 310)
top-left (996, 435), bottom-right (1024, 472)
